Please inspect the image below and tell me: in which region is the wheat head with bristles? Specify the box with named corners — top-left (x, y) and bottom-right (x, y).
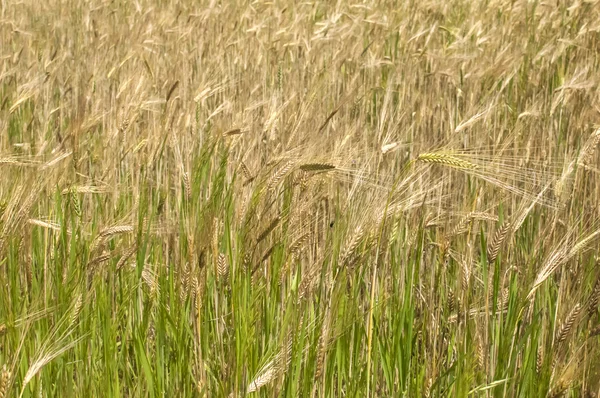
top-left (588, 277), bottom-right (600, 318)
top-left (487, 219), bottom-right (511, 263)
top-left (555, 303), bottom-right (581, 345)
top-left (417, 152), bottom-right (479, 170)
top-left (0, 365), bottom-right (10, 398)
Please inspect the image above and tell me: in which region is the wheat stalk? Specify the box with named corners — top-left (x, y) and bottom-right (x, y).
top-left (195, 271), bottom-right (207, 314)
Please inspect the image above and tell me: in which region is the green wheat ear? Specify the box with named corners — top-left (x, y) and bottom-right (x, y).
top-left (417, 152), bottom-right (479, 170)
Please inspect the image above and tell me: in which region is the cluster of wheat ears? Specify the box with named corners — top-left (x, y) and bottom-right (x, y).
top-left (2, 0), bottom-right (600, 397)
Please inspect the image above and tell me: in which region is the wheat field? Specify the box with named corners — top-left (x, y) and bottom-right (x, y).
top-left (1, 0), bottom-right (600, 396)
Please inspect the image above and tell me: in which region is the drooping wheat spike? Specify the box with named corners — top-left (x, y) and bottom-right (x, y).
top-left (91, 225), bottom-right (134, 253)
top-left (266, 161), bottom-right (294, 192)
top-left (450, 214), bottom-right (474, 237)
top-left (7, 178), bottom-right (42, 239)
top-left (292, 170), bottom-right (310, 190)
top-left (246, 364), bottom-right (277, 394)
top-left (556, 303), bottom-right (581, 345)
top-left (450, 212), bottom-right (497, 238)
top-left (278, 259), bottom-right (291, 286)
top-left (527, 248), bottom-right (567, 301)
top-left (298, 259), bottom-right (323, 301)
top-left (588, 277), bottom-right (600, 318)
top-left (256, 216), bottom-right (281, 244)
top-left (223, 128), bottom-right (243, 137)
top-left (417, 152), bottom-right (479, 170)
top-left (298, 163), bottom-right (336, 172)
top-left (555, 160), bottom-right (576, 203)
top-left (87, 252), bottom-right (111, 273)
top-left (116, 243), bottom-right (137, 272)
top-left (577, 127), bottom-right (600, 167)
top-left (289, 232), bottom-right (309, 256)
top-left (548, 380), bottom-right (569, 398)
top-left (0, 364), bottom-right (10, 398)
top-left (455, 108), bottom-right (491, 133)
top-left (487, 220), bottom-right (511, 263)
top-left (530, 230), bottom-right (600, 301)
top-left (340, 226), bottom-right (365, 267)
top-left (564, 228), bottom-right (600, 263)
top-left (246, 338), bottom-right (293, 393)
top-left (258, 244), bottom-right (276, 265)
top-left (99, 225), bottom-right (134, 238)
top-left (21, 333), bottom-right (85, 389)
top-left (89, 235), bottom-right (106, 254)
top-left (142, 266), bottom-right (159, 299)
top-left (240, 161), bottom-right (252, 180)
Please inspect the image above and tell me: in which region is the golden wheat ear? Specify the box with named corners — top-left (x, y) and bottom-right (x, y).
top-left (0, 365), bottom-right (10, 398)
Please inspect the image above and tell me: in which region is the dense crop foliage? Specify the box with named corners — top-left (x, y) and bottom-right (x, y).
top-left (1, 0), bottom-right (600, 396)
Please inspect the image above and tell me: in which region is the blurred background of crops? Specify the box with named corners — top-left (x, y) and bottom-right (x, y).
top-left (2, 0), bottom-right (600, 396)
